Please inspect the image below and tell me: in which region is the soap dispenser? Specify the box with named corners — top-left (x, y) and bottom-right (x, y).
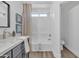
top-left (12, 31), bottom-right (15, 37)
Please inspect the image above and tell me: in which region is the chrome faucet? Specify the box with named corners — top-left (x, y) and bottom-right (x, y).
top-left (3, 29), bottom-right (7, 39)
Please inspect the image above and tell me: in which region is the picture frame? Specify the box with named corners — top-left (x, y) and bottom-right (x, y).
top-left (16, 13), bottom-right (22, 23)
top-left (16, 13), bottom-right (22, 34)
top-left (0, 1), bottom-right (10, 28)
top-left (16, 24), bottom-right (22, 33)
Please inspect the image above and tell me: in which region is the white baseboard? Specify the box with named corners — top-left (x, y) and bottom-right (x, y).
top-left (64, 45), bottom-right (79, 57)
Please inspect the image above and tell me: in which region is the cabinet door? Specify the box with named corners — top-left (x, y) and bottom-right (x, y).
top-left (13, 44), bottom-right (22, 58)
top-left (13, 42), bottom-right (25, 58)
top-left (16, 52), bottom-right (22, 58)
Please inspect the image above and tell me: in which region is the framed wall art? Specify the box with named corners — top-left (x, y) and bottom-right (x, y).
top-left (16, 24), bottom-right (22, 33)
top-left (16, 13), bottom-right (22, 23)
top-left (16, 13), bottom-right (22, 34)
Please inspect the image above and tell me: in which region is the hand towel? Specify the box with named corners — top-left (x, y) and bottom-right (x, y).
top-left (19, 36), bottom-right (30, 53)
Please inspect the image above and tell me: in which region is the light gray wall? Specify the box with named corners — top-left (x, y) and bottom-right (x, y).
top-left (61, 2), bottom-right (79, 57)
top-left (0, 1), bottom-right (23, 36)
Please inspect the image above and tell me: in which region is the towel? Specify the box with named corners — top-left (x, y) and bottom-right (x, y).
top-left (19, 36), bottom-right (30, 53)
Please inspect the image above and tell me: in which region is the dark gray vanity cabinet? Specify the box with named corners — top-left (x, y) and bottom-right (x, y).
top-left (0, 41), bottom-right (26, 58)
top-left (13, 42), bottom-right (25, 58)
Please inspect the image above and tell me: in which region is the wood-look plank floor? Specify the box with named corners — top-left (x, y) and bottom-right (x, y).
top-left (61, 47), bottom-right (78, 58)
top-left (28, 47), bottom-right (77, 58)
top-left (29, 51), bottom-right (54, 58)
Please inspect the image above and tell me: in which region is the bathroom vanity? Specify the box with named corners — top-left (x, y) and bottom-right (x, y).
top-left (1, 42), bottom-right (25, 58)
top-left (0, 37), bottom-right (29, 58)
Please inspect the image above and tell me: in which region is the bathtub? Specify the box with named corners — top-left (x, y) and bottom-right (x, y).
top-left (31, 40), bottom-right (52, 51)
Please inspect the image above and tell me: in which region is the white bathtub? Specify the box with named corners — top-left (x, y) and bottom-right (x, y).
top-left (31, 40), bottom-right (52, 51)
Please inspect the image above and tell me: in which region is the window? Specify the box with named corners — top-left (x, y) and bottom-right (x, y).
top-left (40, 14), bottom-right (47, 17)
top-left (31, 13), bottom-right (48, 17)
top-left (31, 14), bottom-right (39, 17)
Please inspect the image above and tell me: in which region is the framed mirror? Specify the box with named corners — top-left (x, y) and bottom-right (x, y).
top-left (0, 1), bottom-right (10, 28)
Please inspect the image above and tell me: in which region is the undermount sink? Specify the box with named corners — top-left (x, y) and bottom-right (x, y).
top-left (0, 38), bottom-right (18, 45)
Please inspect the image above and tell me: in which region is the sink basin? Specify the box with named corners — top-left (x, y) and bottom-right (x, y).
top-left (0, 38), bottom-right (18, 45)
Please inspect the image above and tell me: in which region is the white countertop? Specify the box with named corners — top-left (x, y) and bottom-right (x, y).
top-left (0, 36), bottom-right (29, 56)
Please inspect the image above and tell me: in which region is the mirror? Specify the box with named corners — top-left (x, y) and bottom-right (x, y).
top-left (0, 1), bottom-right (10, 28)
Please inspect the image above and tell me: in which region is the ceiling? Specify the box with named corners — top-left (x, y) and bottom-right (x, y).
top-left (6, 1), bottom-right (53, 9)
top-left (22, 1), bottom-right (53, 4)
top-left (61, 1), bottom-right (79, 11)
top-left (32, 4), bottom-right (52, 9)
top-left (22, 1), bottom-right (53, 8)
